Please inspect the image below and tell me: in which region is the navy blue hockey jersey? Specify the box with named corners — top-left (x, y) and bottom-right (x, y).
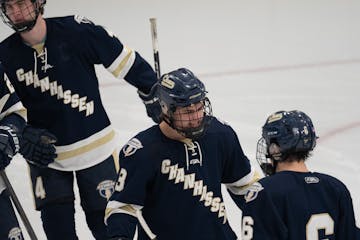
top-left (106, 117), bottom-right (257, 240)
top-left (0, 64), bottom-right (26, 193)
top-left (0, 15), bottom-right (157, 170)
top-left (241, 171), bottom-right (358, 240)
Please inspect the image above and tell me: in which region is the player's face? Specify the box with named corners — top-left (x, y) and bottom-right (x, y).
top-left (172, 101), bottom-right (204, 130)
top-left (3, 0), bottom-right (36, 23)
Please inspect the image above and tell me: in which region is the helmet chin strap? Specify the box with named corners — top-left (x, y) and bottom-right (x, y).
top-left (13, 19), bottom-right (37, 32)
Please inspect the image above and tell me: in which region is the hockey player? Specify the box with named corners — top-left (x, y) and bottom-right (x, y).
top-left (0, 0), bottom-right (160, 239)
top-left (241, 110), bottom-right (358, 240)
top-left (0, 64), bottom-right (26, 240)
top-left (105, 68), bottom-right (259, 240)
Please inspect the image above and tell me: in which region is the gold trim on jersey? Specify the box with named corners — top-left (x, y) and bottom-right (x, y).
top-left (56, 130), bottom-right (116, 160)
top-left (236, 170), bottom-right (262, 191)
top-left (15, 108), bottom-right (27, 120)
top-left (226, 168), bottom-right (262, 195)
top-left (105, 204), bottom-right (137, 218)
top-left (104, 201), bottom-right (141, 224)
top-left (32, 43), bottom-right (45, 55)
top-left (0, 102), bottom-right (27, 121)
top-left (107, 46), bottom-right (136, 79)
top-left (0, 94), bottom-right (10, 113)
top-left (112, 49), bottom-right (133, 77)
top-left (112, 150), bottom-right (120, 173)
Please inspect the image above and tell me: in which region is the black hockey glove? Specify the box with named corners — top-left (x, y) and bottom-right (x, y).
top-left (0, 125), bottom-right (20, 170)
top-left (138, 84), bottom-right (162, 124)
top-left (20, 126), bottom-right (57, 168)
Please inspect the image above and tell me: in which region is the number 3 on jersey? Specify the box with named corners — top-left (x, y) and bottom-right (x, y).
top-left (115, 168), bottom-right (127, 192)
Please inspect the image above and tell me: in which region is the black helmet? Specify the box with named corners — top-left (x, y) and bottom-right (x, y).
top-left (157, 68), bottom-right (212, 139)
top-left (256, 110), bottom-right (317, 175)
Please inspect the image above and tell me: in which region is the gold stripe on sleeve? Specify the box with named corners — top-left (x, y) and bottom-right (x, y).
top-left (56, 130), bottom-right (115, 160)
top-left (111, 49), bottom-right (134, 77)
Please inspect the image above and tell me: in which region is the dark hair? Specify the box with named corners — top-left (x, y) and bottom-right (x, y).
top-left (284, 151), bottom-right (311, 163)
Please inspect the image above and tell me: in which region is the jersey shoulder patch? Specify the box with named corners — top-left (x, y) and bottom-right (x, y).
top-left (244, 182), bottom-right (264, 203)
top-left (122, 138), bottom-right (143, 157)
top-left (74, 15), bottom-right (94, 25)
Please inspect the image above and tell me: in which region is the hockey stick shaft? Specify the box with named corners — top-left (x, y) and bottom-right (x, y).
top-left (0, 170), bottom-right (38, 240)
top-left (150, 18), bottom-right (161, 79)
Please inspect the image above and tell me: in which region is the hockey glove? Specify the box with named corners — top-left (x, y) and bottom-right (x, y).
top-left (138, 84), bottom-right (162, 124)
top-left (0, 125), bottom-right (20, 170)
top-left (20, 126), bottom-right (57, 168)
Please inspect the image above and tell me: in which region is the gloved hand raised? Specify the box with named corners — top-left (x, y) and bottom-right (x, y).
top-left (138, 84), bottom-right (162, 124)
top-left (0, 125), bottom-right (20, 170)
top-left (20, 125), bottom-right (57, 168)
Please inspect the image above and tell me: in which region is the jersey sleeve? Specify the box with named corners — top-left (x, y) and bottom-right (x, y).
top-left (79, 16), bottom-right (157, 93)
top-left (105, 137), bottom-right (155, 238)
top-left (220, 124), bottom-right (260, 196)
top-left (0, 68), bottom-right (26, 127)
top-left (337, 185), bottom-right (358, 239)
top-left (220, 125), bottom-right (252, 183)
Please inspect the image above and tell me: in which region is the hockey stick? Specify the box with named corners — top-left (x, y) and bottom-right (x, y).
top-left (0, 170), bottom-right (38, 240)
top-left (150, 18), bottom-right (161, 79)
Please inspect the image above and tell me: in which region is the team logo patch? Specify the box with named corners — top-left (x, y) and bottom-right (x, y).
top-left (267, 112), bottom-right (283, 123)
top-left (74, 15), bottom-right (93, 24)
top-left (304, 176), bottom-right (319, 184)
top-left (244, 182), bottom-right (264, 203)
top-left (8, 227), bottom-right (23, 240)
top-left (122, 138), bottom-right (143, 157)
top-left (97, 180), bottom-right (115, 200)
top-left (160, 75), bottom-right (175, 89)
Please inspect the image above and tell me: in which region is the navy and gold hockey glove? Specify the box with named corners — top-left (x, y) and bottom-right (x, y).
top-left (138, 84), bottom-right (162, 124)
top-left (20, 126), bottom-right (57, 168)
top-left (0, 125), bottom-right (20, 170)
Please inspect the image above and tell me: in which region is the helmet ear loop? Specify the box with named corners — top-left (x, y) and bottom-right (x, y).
top-left (203, 97), bottom-right (213, 117)
top-left (158, 100), bottom-right (172, 126)
top-left (167, 105), bottom-right (177, 126)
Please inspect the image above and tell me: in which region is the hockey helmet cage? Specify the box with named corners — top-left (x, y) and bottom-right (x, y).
top-left (0, 0), bottom-right (46, 32)
top-left (157, 68), bottom-right (212, 139)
